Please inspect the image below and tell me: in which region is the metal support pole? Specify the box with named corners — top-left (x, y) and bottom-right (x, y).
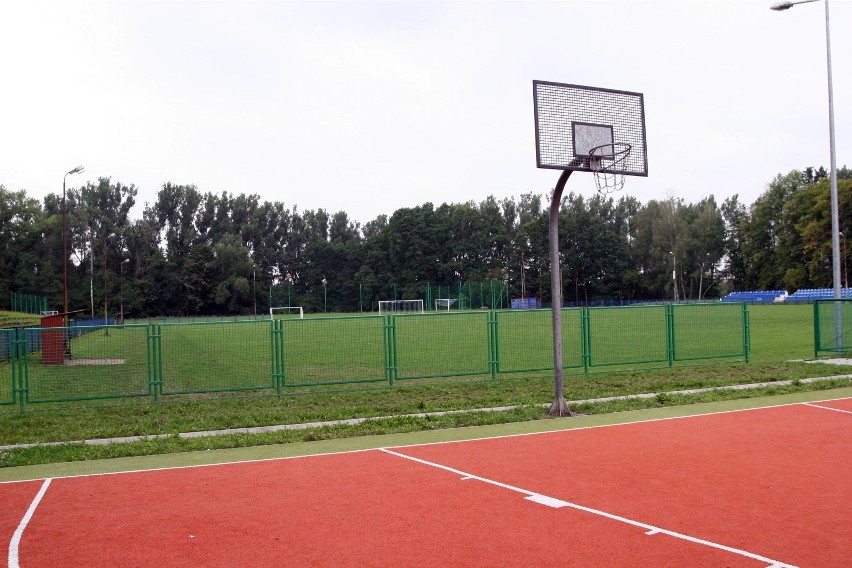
top-left (63, 176), bottom-right (69, 317)
top-left (822, 0), bottom-right (843, 349)
top-left (549, 169), bottom-right (573, 416)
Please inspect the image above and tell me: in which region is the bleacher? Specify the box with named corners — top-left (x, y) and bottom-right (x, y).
top-left (720, 290), bottom-right (787, 304)
top-left (722, 288), bottom-right (852, 303)
top-left (784, 288), bottom-right (852, 303)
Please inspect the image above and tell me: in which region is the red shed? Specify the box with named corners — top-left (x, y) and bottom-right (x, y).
top-left (41, 310), bottom-right (85, 366)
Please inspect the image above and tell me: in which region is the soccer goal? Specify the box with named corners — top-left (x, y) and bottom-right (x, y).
top-left (378, 299), bottom-right (424, 315)
top-left (270, 306), bottom-right (304, 319)
top-left (434, 298), bottom-right (458, 311)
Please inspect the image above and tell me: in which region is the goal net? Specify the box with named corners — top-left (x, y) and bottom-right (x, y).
top-left (378, 299), bottom-right (424, 315)
top-left (270, 306), bottom-right (304, 319)
top-left (434, 298), bottom-right (458, 311)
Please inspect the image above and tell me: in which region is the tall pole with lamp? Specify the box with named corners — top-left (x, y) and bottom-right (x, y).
top-left (771, 0), bottom-right (842, 347)
top-left (63, 165), bottom-right (84, 318)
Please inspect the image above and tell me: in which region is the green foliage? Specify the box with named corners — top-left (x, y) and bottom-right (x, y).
top-left (2, 165), bottom-right (850, 317)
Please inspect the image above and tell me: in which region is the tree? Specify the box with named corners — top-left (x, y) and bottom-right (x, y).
top-left (682, 197), bottom-right (725, 299)
top-left (743, 170), bottom-right (808, 290)
top-left (721, 195), bottom-right (748, 290)
top-left (630, 197), bottom-right (686, 300)
top-left (72, 178), bottom-right (137, 319)
top-left (211, 234), bottom-right (253, 314)
top-left (0, 186), bottom-right (46, 306)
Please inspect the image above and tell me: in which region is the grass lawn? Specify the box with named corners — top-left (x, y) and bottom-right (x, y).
top-left (0, 302), bottom-right (849, 468)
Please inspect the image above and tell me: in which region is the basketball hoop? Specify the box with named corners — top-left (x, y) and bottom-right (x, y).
top-left (589, 142), bottom-right (631, 194)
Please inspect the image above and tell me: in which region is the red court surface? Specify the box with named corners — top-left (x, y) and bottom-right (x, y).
top-left (3, 398), bottom-right (850, 567)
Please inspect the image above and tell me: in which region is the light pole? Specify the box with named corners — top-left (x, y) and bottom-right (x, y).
top-left (63, 165), bottom-right (84, 317)
top-left (772, 0), bottom-right (842, 347)
top-left (322, 277), bottom-right (327, 313)
top-left (670, 250), bottom-right (678, 303)
top-left (841, 231), bottom-right (848, 292)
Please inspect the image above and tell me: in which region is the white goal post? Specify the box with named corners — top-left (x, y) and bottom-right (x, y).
top-left (434, 298), bottom-right (458, 311)
top-left (270, 306), bottom-right (304, 319)
top-left (378, 299), bottom-right (424, 315)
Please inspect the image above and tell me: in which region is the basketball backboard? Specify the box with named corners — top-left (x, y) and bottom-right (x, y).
top-left (533, 80), bottom-right (648, 176)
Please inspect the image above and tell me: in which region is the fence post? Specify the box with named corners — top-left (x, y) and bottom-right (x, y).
top-left (270, 318), bottom-right (286, 396)
top-left (742, 302), bottom-right (750, 363)
top-left (581, 307), bottom-right (591, 374)
top-left (146, 324), bottom-right (163, 401)
top-left (813, 301), bottom-right (821, 359)
top-left (383, 315), bottom-right (397, 386)
top-left (487, 310), bottom-right (499, 379)
top-left (12, 327), bottom-right (28, 412)
top-left (666, 304), bottom-right (675, 367)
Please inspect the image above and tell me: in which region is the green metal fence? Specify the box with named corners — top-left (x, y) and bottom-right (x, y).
top-left (271, 279), bottom-right (511, 313)
top-left (9, 292), bottom-right (49, 315)
top-left (2, 303), bottom-right (749, 411)
top-left (814, 299), bottom-right (852, 357)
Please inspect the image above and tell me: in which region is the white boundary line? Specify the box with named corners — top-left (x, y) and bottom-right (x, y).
top-left (1, 395), bottom-right (850, 486)
top-left (7, 478), bottom-right (51, 568)
top-left (801, 402), bottom-right (852, 415)
top-left (380, 448), bottom-right (796, 568)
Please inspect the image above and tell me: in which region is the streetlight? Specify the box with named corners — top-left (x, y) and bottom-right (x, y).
top-left (670, 250), bottom-right (678, 303)
top-left (772, 0), bottom-right (842, 349)
top-left (63, 165), bottom-right (84, 317)
top-left (840, 231), bottom-right (848, 293)
top-left (322, 277), bottom-right (328, 313)
top-left (771, 0), bottom-right (840, 301)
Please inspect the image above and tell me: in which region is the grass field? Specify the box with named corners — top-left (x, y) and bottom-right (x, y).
top-left (0, 303), bottom-right (849, 468)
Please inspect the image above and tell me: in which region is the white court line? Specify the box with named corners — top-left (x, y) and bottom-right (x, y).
top-left (7, 478), bottom-right (52, 568)
top-left (380, 448), bottom-right (797, 568)
top-left (802, 402), bottom-right (852, 415)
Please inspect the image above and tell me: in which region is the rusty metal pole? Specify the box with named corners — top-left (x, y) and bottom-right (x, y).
top-left (549, 169), bottom-right (573, 416)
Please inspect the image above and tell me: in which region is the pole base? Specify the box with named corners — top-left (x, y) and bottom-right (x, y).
top-left (548, 397), bottom-right (574, 417)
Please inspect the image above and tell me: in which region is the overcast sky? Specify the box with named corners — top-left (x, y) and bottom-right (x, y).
top-left (2, 0), bottom-right (849, 225)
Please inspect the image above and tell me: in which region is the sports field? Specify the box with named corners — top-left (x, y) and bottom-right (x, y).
top-left (3, 390), bottom-right (849, 567)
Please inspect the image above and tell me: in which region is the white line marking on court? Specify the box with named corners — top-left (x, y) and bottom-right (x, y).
top-left (524, 494), bottom-right (570, 508)
top-left (379, 448), bottom-right (798, 568)
top-left (7, 478), bottom-right (52, 568)
top-left (802, 402), bottom-right (852, 414)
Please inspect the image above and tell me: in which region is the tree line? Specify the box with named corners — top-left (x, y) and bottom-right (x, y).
top-left (1, 166), bottom-right (849, 317)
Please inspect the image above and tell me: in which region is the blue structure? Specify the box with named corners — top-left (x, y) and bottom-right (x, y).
top-left (720, 290), bottom-right (787, 304)
top-left (511, 297), bottom-right (540, 309)
top-left (784, 288), bottom-right (852, 303)
top-left (721, 288), bottom-right (852, 303)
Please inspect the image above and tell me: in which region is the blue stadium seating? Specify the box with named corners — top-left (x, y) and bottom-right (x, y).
top-left (720, 290), bottom-right (787, 303)
top-left (784, 288), bottom-right (852, 303)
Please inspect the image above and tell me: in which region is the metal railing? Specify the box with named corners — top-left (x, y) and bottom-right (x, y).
top-left (1, 303), bottom-right (749, 412)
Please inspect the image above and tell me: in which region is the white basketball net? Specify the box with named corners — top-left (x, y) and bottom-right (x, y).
top-left (589, 143), bottom-right (631, 194)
